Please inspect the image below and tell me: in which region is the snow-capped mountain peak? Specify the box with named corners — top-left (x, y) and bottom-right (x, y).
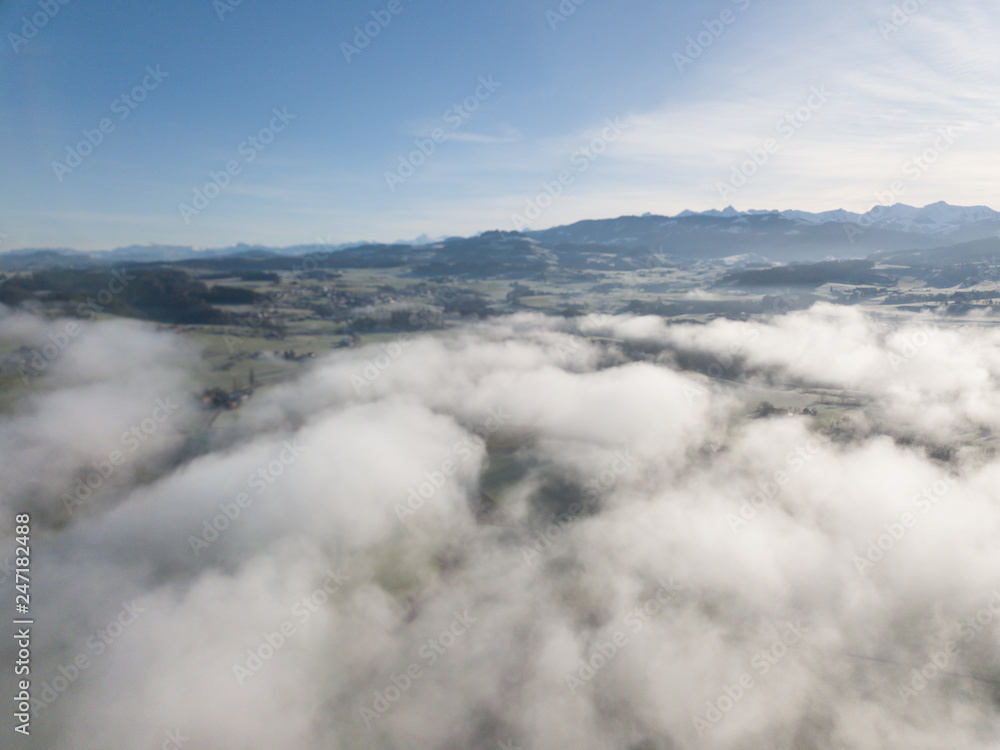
top-left (858, 202), bottom-right (1000, 234)
top-left (671, 202), bottom-right (1000, 235)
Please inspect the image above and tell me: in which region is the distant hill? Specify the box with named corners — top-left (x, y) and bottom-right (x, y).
top-left (0, 268), bottom-right (266, 324)
top-left (523, 202), bottom-right (1000, 262)
top-left (872, 237), bottom-right (1000, 266)
top-left (722, 260), bottom-right (894, 289)
top-left (3, 202), bottom-right (998, 271)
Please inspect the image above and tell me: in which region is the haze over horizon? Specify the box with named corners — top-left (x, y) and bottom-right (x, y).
top-left (4, 200), bottom-right (1000, 255)
top-left (2, 0), bottom-right (998, 250)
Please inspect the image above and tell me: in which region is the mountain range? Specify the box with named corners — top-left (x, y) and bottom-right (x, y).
top-left (3, 202), bottom-right (999, 270)
top-left (679, 201), bottom-right (1000, 234)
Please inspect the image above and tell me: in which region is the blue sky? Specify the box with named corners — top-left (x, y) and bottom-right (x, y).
top-left (1, 0), bottom-right (997, 250)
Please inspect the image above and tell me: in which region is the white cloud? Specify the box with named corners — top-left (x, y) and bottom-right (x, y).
top-left (5, 307), bottom-right (1000, 747)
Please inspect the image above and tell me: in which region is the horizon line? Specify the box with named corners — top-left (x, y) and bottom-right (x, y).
top-left (3, 200), bottom-right (999, 255)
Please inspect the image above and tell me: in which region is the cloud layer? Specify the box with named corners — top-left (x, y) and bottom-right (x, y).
top-left (2, 305), bottom-right (1000, 748)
